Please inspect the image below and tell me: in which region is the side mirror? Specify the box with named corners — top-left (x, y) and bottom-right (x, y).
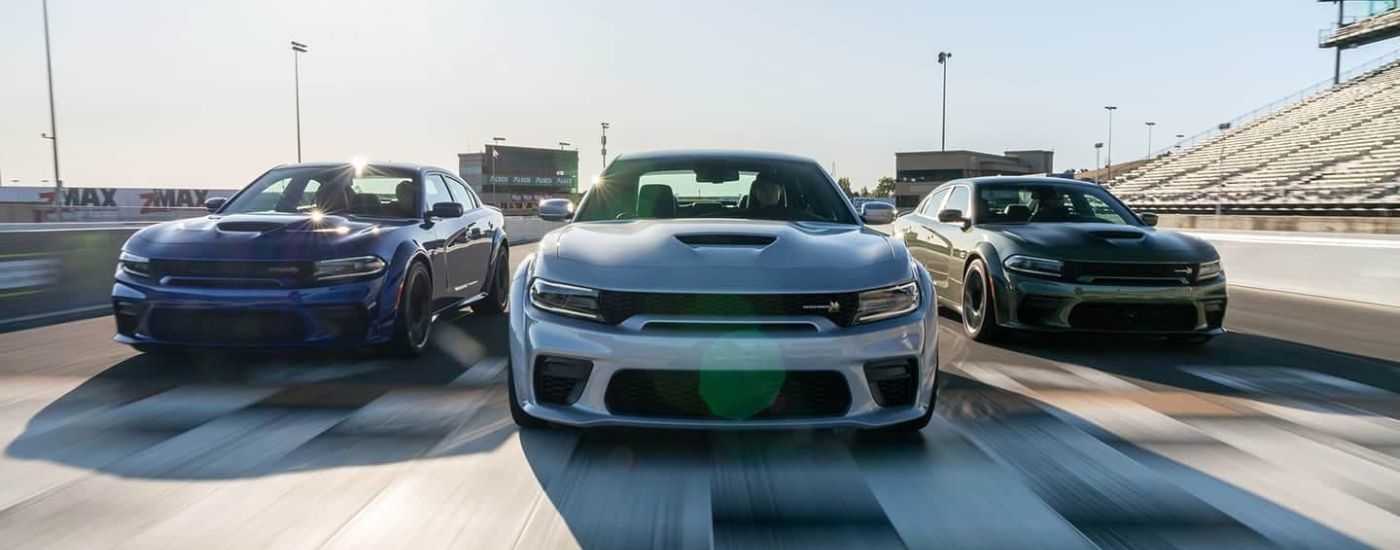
top-left (937, 208), bottom-right (967, 224)
top-left (429, 202), bottom-right (464, 219)
top-left (1139, 212), bottom-right (1159, 227)
top-left (860, 212), bottom-right (874, 224)
top-left (204, 197), bottom-right (227, 213)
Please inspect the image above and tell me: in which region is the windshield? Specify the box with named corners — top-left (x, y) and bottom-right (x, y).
top-left (574, 157), bottom-right (856, 224)
top-left (974, 182), bottom-right (1139, 226)
top-left (221, 165), bottom-right (422, 219)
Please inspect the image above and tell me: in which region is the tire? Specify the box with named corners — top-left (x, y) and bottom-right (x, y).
top-left (961, 258), bottom-right (1002, 342)
top-left (1167, 334), bottom-right (1214, 347)
top-left (475, 247), bottom-right (509, 315)
top-left (508, 364), bottom-right (550, 429)
top-left (385, 261), bottom-right (433, 358)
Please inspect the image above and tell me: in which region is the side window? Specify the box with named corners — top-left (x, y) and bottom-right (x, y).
top-left (425, 174), bottom-right (451, 208)
top-left (447, 178), bottom-right (478, 208)
top-left (922, 188), bottom-right (950, 216)
top-left (1080, 193), bottom-right (1128, 224)
top-left (945, 186), bottom-right (971, 216)
top-left (296, 179), bottom-right (323, 208)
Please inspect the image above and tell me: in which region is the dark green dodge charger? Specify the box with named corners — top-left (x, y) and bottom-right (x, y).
top-left (893, 176), bottom-right (1226, 346)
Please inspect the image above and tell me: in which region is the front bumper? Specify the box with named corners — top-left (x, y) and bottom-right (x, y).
top-left (111, 274), bottom-right (392, 348)
top-left (508, 261), bottom-right (940, 430)
top-left (994, 272), bottom-right (1229, 335)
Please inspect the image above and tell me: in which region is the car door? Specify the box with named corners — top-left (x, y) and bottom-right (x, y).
top-left (906, 187), bottom-right (952, 292)
top-left (424, 173), bottom-right (472, 304)
top-left (445, 175), bottom-right (495, 297)
top-left (938, 184), bottom-right (977, 299)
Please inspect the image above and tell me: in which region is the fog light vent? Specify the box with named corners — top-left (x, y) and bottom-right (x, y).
top-left (864, 358), bottom-right (916, 407)
top-left (534, 356), bottom-right (594, 405)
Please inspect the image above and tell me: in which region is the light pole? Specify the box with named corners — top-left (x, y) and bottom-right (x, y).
top-left (600, 122), bottom-right (610, 170)
top-left (1144, 121), bottom-right (1156, 159)
top-left (1174, 133), bottom-right (1185, 152)
top-left (291, 41), bottom-right (308, 162)
top-left (41, 0), bottom-right (63, 220)
top-left (937, 52), bottom-right (952, 151)
top-left (1103, 106), bottom-right (1118, 183)
top-left (559, 141), bottom-right (572, 150)
top-left (1093, 142), bottom-right (1103, 179)
top-left (1214, 122), bottom-right (1232, 220)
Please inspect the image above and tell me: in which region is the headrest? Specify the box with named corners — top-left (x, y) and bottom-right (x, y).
top-left (637, 184), bottom-right (676, 218)
top-left (1005, 204), bottom-right (1031, 221)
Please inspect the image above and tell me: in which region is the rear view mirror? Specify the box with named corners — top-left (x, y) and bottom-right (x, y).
top-left (1139, 212), bottom-right (1159, 227)
top-left (429, 202), bottom-right (464, 219)
top-left (695, 166), bottom-right (741, 183)
top-left (205, 197), bottom-right (227, 213)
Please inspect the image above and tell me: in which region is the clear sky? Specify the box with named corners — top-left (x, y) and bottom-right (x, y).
top-left (2, 0), bottom-right (1398, 191)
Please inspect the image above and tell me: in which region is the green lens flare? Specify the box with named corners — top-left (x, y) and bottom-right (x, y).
top-left (698, 330), bottom-right (785, 419)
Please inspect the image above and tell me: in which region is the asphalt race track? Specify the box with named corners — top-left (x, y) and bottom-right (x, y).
top-left (1, 241), bottom-right (1398, 549)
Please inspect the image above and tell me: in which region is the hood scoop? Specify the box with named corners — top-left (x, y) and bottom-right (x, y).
top-left (217, 221), bottom-right (284, 233)
top-left (1089, 230), bottom-right (1145, 240)
top-left (674, 234), bottom-right (777, 247)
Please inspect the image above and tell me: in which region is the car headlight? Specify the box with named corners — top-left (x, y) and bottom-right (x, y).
top-left (853, 281), bottom-right (920, 324)
top-left (530, 278), bottom-right (603, 321)
top-left (117, 251), bottom-right (150, 278)
top-left (313, 256), bottom-right (385, 281)
top-left (1004, 255), bottom-right (1063, 278)
top-left (1196, 260), bottom-right (1222, 282)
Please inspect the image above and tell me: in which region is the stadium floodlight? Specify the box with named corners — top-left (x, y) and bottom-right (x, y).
top-left (291, 41), bottom-right (309, 162)
top-left (938, 52), bottom-right (952, 151)
top-left (1145, 121), bottom-right (1157, 159)
top-left (1103, 106), bottom-right (1118, 182)
top-left (41, 0), bottom-right (63, 220)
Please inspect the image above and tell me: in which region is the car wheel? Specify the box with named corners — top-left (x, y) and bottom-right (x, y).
top-left (386, 261), bottom-right (433, 358)
top-left (1167, 334), bottom-right (1214, 347)
top-left (508, 363), bottom-right (550, 429)
top-left (475, 248), bottom-right (509, 315)
top-left (961, 258), bottom-right (1002, 342)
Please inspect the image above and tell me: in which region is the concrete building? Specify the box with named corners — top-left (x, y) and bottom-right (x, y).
top-left (459, 144), bottom-right (579, 214)
top-left (893, 149), bottom-right (1054, 207)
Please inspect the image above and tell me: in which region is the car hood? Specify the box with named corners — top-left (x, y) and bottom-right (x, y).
top-left (985, 223), bottom-right (1218, 262)
top-left (126, 213), bottom-right (408, 261)
top-left (534, 219), bottom-right (912, 293)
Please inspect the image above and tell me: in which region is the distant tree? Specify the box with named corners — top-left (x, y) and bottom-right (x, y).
top-left (836, 177), bottom-right (854, 197)
top-left (874, 177), bottom-right (896, 197)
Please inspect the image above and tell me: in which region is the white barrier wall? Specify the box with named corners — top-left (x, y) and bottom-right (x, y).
top-left (1187, 231), bottom-right (1400, 307)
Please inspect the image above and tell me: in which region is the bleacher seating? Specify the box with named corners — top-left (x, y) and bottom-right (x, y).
top-left (1108, 60), bottom-right (1400, 207)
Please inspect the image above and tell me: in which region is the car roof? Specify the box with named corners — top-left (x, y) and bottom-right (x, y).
top-left (611, 149), bottom-right (819, 165)
top-left (948, 176), bottom-right (1100, 188)
top-left (271, 161), bottom-right (446, 173)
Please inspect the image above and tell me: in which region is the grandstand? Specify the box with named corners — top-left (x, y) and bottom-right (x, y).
top-left (1107, 57), bottom-right (1400, 213)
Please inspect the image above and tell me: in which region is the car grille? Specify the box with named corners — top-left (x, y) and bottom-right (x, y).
top-left (1061, 261), bottom-right (1195, 286)
top-left (148, 259), bottom-right (312, 287)
top-left (147, 308), bottom-right (307, 344)
top-left (1067, 303), bottom-right (1198, 331)
top-left (596, 291), bottom-right (860, 326)
top-left (604, 370), bottom-right (851, 420)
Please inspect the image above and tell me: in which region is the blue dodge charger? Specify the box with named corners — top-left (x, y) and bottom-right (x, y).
top-left (112, 162), bottom-right (509, 356)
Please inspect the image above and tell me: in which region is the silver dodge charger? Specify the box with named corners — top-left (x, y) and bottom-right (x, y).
top-left (508, 150), bottom-right (939, 431)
